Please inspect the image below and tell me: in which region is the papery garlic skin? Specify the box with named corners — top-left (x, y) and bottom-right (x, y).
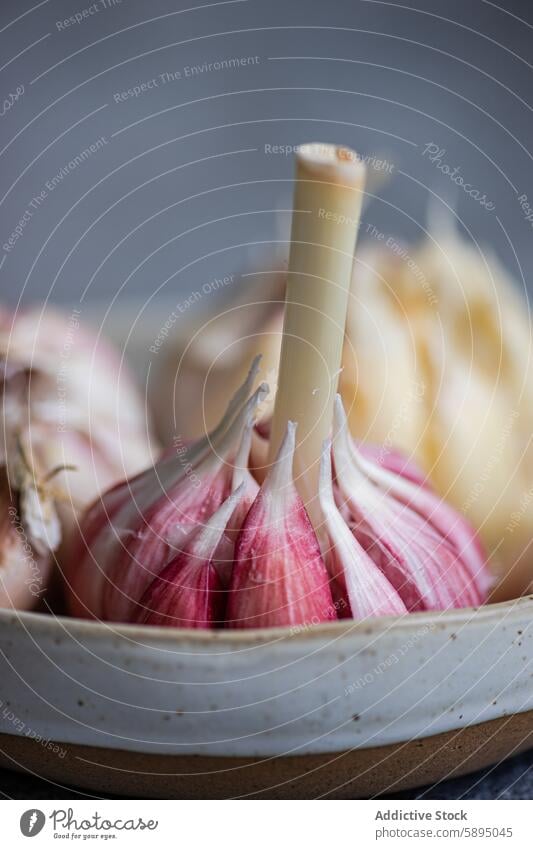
top-left (227, 422), bottom-right (336, 629)
top-left (0, 470), bottom-right (52, 609)
top-left (66, 362), bottom-right (267, 622)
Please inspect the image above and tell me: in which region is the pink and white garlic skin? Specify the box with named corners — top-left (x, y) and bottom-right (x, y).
top-left (66, 359), bottom-right (490, 630)
top-left (0, 306), bottom-right (156, 611)
top-left (226, 422), bottom-right (336, 629)
top-left (66, 359), bottom-right (265, 622)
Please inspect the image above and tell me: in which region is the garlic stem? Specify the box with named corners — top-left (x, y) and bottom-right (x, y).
top-left (268, 143), bottom-right (366, 530)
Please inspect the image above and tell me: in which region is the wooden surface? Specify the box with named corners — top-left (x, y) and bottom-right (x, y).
top-left (2, 750), bottom-right (532, 799)
top-left (1, 711), bottom-right (532, 799)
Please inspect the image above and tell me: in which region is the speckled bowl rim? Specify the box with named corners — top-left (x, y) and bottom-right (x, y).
top-left (1, 594), bottom-right (532, 645)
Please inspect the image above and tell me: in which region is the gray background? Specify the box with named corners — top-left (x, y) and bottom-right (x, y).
top-left (1, 0), bottom-right (533, 314)
top-left (1, 0), bottom-right (532, 799)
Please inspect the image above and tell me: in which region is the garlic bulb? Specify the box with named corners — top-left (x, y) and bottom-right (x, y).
top-left (151, 274), bottom-right (284, 442)
top-left (89, 142), bottom-right (490, 630)
top-left (67, 365), bottom-right (489, 629)
top-left (0, 306), bottom-right (156, 610)
top-left (153, 225), bottom-right (533, 599)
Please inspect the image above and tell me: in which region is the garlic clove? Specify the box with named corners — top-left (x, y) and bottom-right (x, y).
top-left (227, 422), bottom-right (336, 629)
top-left (319, 440), bottom-right (406, 619)
top-left (332, 396), bottom-right (488, 611)
top-left (214, 417), bottom-right (260, 587)
top-left (68, 367), bottom-right (267, 623)
top-left (102, 382), bottom-right (267, 622)
top-left (350, 424), bottom-right (491, 602)
top-left (135, 486), bottom-right (244, 628)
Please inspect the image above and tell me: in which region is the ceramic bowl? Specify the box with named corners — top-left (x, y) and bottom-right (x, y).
top-left (1, 597), bottom-right (532, 798)
top-left (1, 304), bottom-right (531, 796)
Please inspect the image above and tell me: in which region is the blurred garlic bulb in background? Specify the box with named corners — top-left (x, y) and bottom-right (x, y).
top-left (0, 306), bottom-right (157, 610)
top-left (153, 219), bottom-right (533, 600)
top-left (151, 273), bottom-right (285, 442)
top-left (343, 221), bottom-right (533, 600)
